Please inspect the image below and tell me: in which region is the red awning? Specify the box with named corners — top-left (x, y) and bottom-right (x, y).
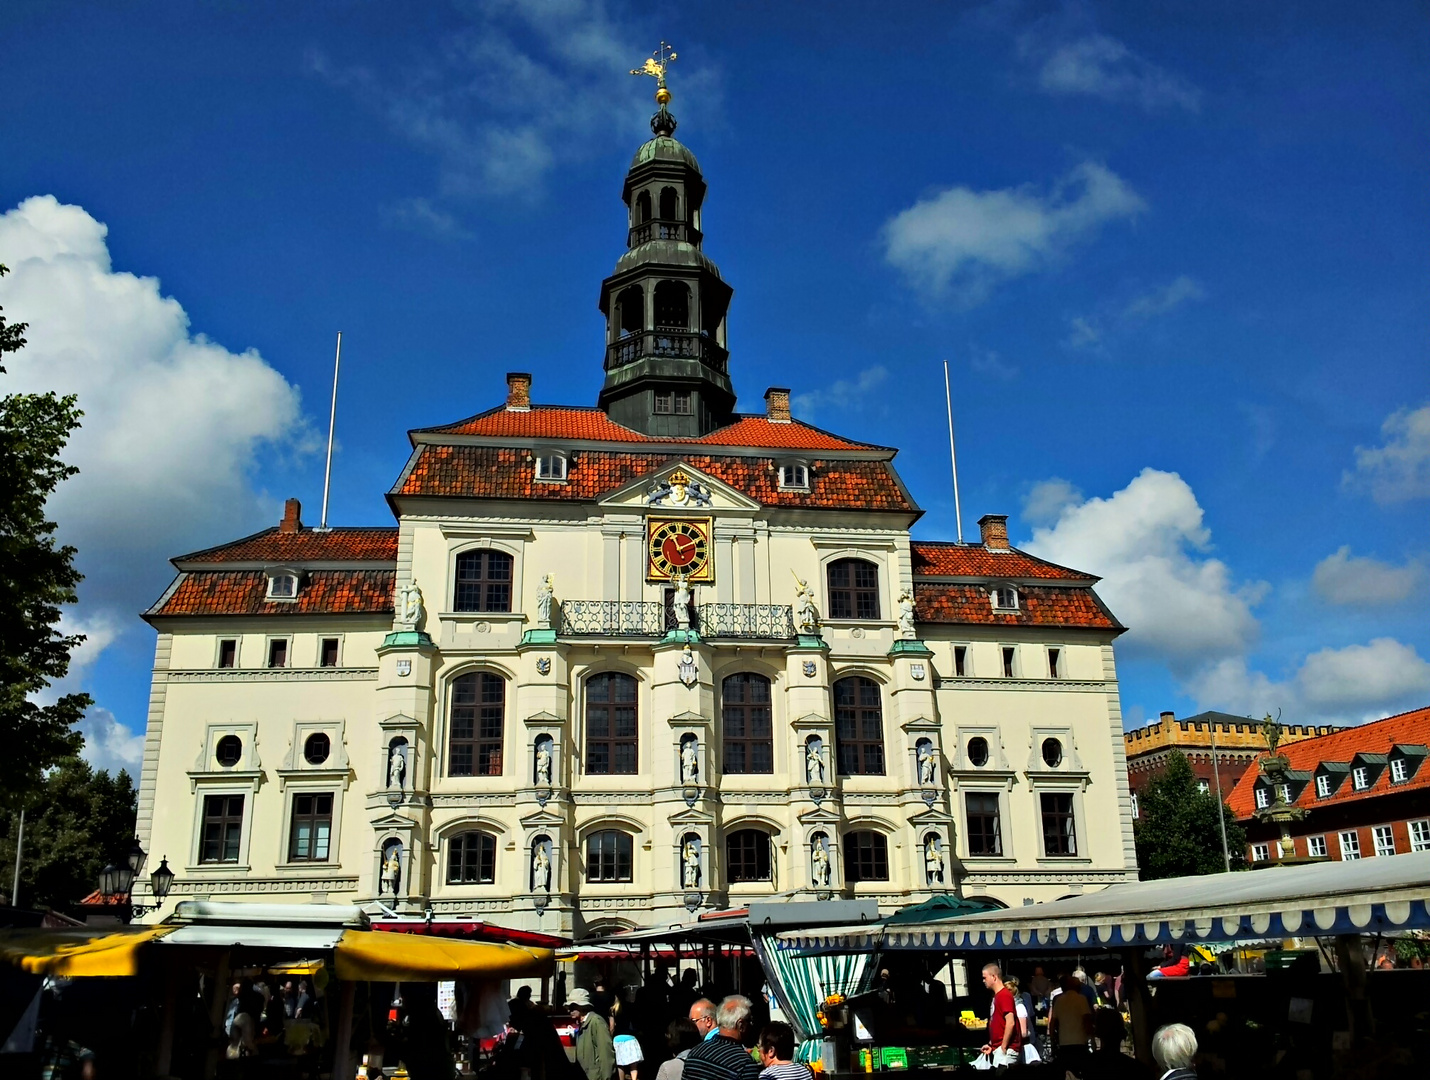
top-left (371, 920), bottom-right (567, 950)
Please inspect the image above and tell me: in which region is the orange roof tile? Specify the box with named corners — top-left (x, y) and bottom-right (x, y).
top-left (147, 569), bottom-right (396, 617)
top-left (417, 405), bottom-right (884, 452)
top-left (911, 541), bottom-right (1097, 581)
top-left (177, 527), bottom-right (397, 564)
top-left (393, 447), bottom-right (916, 512)
top-left (914, 582), bottom-right (1122, 631)
top-left (1227, 706), bottom-right (1430, 819)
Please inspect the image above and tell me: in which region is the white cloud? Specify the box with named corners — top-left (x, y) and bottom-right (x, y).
top-left (1122, 275), bottom-right (1205, 320)
top-left (969, 346), bottom-right (1018, 381)
top-left (1312, 546), bottom-right (1424, 607)
top-left (1024, 468), bottom-right (1264, 664)
top-left (792, 366), bottom-right (888, 419)
top-left (1344, 403), bottom-right (1430, 503)
top-left (384, 197), bottom-right (474, 240)
top-left (1022, 478), bottom-right (1083, 528)
top-left (882, 162), bottom-right (1145, 303)
top-left (1021, 31), bottom-right (1201, 112)
top-left (76, 707), bottom-right (146, 776)
top-left (1065, 275), bottom-right (1204, 351)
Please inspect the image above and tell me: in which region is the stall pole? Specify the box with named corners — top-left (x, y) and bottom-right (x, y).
top-left (155, 961), bottom-right (179, 1077)
top-left (332, 980), bottom-right (358, 1080)
top-left (203, 955), bottom-right (231, 1080)
top-left (1121, 947), bottom-right (1154, 1066)
top-left (1334, 935), bottom-right (1375, 1040)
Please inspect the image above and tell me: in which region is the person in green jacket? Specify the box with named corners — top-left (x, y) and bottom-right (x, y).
top-left (569, 988), bottom-right (615, 1080)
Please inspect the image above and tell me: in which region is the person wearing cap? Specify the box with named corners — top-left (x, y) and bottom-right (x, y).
top-left (569, 988), bottom-right (616, 1080)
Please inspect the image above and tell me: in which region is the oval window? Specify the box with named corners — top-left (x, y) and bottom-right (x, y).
top-left (1042, 738), bottom-right (1063, 768)
top-left (967, 736), bottom-right (989, 767)
top-left (216, 734), bottom-right (243, 767)
top-left (304, 732), bottom-right (331, 765)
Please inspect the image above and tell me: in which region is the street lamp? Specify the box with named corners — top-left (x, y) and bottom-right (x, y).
top-left (98, 839), bottom-right (172, 921)
top-left (143, 857), bottom-right (175, 915)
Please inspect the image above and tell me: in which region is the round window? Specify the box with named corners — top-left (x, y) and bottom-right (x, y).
top-left (304, 732), bottom-right (331, 765)
top-left (1042, 738), bottom-right (1063, 768)
top-left (215, 734), bottom-right (243, 767)
top-left (967, 736), bottom-right (989, 767)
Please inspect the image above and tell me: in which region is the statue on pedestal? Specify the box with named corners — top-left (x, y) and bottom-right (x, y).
top-left (680, 738), bottom-right (699, 784)
top-left (387, 745), bottom-right (406, 791)
top-left (806, 739), bottom-right (826, 784)
top-left (682, 841), bottom-right (701, 888)
top-left (897, 589), bottom-right (917, 639)
top-left (792, 574), bottom-right (820, 635)
top-left (536, 574), bottom-right (555, 629)
top-left (380, 844), bottom-right (402, 895)
top-left (535, 742), bottom-right (552, 787)
top-left (811, 838), bottom-right (830, 887)
top-left (532, 843), bottom-right (551, 892)
top-left (917, 742), bottom-right (937, 787)
top-left (924, 836), bottom-right (945, 885)
top-left (396, 580), bottom-right (425, 629)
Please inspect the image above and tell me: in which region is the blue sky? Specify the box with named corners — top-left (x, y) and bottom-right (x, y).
top-left (2, 1), bottom-right (1427, 772)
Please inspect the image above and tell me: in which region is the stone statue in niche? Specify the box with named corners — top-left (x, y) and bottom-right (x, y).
top-left (917, 742), bottom-right (937, 786)
top-left (532, 842), bottom-right (551, 892)
top-left (811, 837), bottom-right (831, 887)
top-left (396, 580), bottom-right (425, 629)
top-left (897, 589), bottom-right (917, 639)
top-left (380, 843), bottom-right (402, 895)
top-left (536, 573), bottom-right (555, 629)
top-left (671, 574), bottom-right (692, 631)
top-left (792, 575), bottom-right (820, 635)
top-left (680, 737), bottom-right (699, 784)
top-left (805, 738), bottom-right (826, 784)
top-left (387, 744), bottom-right (406, 791)
top-left (677, 644), bottom-right (698, 687)
top-left (682, 840), bottom-right (701, 889)
top-left (924, 836), bottom-right (945, 885)
top-left (535, 740), bottom-right (553, 786)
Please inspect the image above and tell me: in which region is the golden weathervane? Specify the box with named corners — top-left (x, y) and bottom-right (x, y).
top-left (631, 41), bottom-right (677, 105)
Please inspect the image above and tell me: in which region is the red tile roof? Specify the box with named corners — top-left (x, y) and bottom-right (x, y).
top-left (393, 447), bottom-right (916, 512)
top-left (913, 582), bottom-right (1121, 630)
top-left (177, 527), bottom-right (397, 564)
top-left (911, 541), bottom-right (1097, 581)
top-left (1226, 705), bottom-right (1430, 818)
top-left (417, 405), bottom-right (885, 452)
top-left (147, 569), bottom-right (396, 617)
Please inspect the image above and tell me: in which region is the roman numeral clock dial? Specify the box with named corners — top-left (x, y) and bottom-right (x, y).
top-left (646, 518), bottom-right (714, 582)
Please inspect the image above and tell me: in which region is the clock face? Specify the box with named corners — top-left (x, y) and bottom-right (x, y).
top-left (647, 518), bottom-right (714, 582)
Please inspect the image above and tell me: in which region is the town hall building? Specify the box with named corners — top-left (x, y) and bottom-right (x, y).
top-left (134, 79), bottom-right (1139, 936)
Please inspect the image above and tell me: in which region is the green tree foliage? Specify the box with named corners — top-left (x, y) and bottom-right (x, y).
top-left (0, 758), bottom-right (136, 911)
top-left (1, 264), bottom-right (88, 813)
top-left (1134, 750), bottom-right (1248, 878)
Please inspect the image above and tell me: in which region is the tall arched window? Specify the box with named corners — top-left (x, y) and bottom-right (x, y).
top-left (450, 672), bottom-right (505, 776)
top-left (834, 676), bottom-right (884, 776)
top-left (447, 831), bottom-right (496, 884)
top-left (635, 190), bottom-right (652, 224)
top-left (827, 558), bottom-right (880, 619)
top-left (659, 186), bottom-right (679, 220)
top-left (653, 281), bottom-right (690, 330)
top-left (586, 673), bottom-right (638, 775)
top-left (616, 284), bottom-right (644, 336)
top-left (727, 829), bottom-right (772, 883)
top-left (844, 830), bottom-right (889, 883)
top-left (721, 673), bottom-right (773, 774)
top-left (586, 829), bottom-right (634, 882)
top-left (454, 550), bottom-right (512, 612)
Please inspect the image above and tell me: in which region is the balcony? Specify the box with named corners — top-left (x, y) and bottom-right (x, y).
top-left (556, 601), bottom-right (795, 640)
top-left (604, 328), bottom-right (728, 375)
top-left (628, 219), bottom-right (702, 248)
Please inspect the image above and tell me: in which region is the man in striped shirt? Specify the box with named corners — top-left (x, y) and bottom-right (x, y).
top-left (681, 996), bottom-right (761, 1080)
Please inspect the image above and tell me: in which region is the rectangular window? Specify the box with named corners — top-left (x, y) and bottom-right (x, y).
top-left (535, 454), bottom-right (567, 480)
top-left (1316, 774), bottom-right (1331, 798)
top-left (1001, 647), bottom-right (1016, 678)
top-left (447, 833), bottom-right (497, 884)
top-left (449, 673), bottom-right (506, 777)
top-left (727, 831), bottom-right (772, 882)
top-left (1338, 830), bottom-right (1361, 860)
top-left (953, 646), bottom-right (967, 678)
top-left (319, 638), bottom-right (340, 667)
top-left (1255, 788), bottom-right (1269, 809)
top-left (1276, 783), bottom-right (1291, 803)
top-left (288, 792), bottom-right (333, 861)
top-left (1352, 766), bottom-right (1369, 790)
top-left (1307, 835), bottom-right (1327, 858)
top-left (1409, 820), bottom-right (1430, 853)
top-left (586, 831), bottom-right (633, 883)
top-left (673, 391), bottom-right (693, 415)
top-left (1373, 825), bottom-right (1396, 857)
top-left (200, 794), bottom-right (244, 864)
top-left (827, 559), bottom-right (881, 620)
top-left (778, 464), bottom-right (809, 489)
top-left (1390, 757), bottom-right (1409, 783)
top-left (1040, 792), bottom-right (1077, 856)
top-left (654, 391), bottom-right (673, 414)
top-left (1130, 791), bottom-right (1139, 819)
top-left (965, 793), bottom-right (1002, 856)
top-left (1047, 648), bottom-right (1061, 679)
top-left (1251, 842), bottom-right (1270, 863)
top-left (845, 832), bottom-right (889, 883)
top-left (267, 639), bottom-right (288, 669)
top-left (217, 639), bottom-right (237, 668)
top-left (1198, 780), bottom-right (1211, 795)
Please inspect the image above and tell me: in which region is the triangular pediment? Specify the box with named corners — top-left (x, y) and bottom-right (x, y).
top-left (668, 807), bottom-right (716, 827)
top-left (599, 461), bottom-right (760, 511)
top-left (520, 808), bottom-right (568, 829)
top-left (908, 806), bottom-right (955, 827)
top-left (798, 805), bottom-right (841, 827)
top-left (901, 716), bottom-right (941, 734)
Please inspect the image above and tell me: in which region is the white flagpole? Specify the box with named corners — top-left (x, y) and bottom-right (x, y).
top-left (943, 360), bottom-right (964, 543)
top-left (320, 332), bottom-right (342, 531)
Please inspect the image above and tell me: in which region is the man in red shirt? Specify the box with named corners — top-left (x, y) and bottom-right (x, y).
top-left (979, 963), bottom-right (1021, 1066)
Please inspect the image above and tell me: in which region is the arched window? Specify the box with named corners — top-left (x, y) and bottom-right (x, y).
top-left (450, 672), bottom-right (505, 776)
top-left (447, 831), bottom-right (496, 884)
top-left (586, 673), bottom-right (638, 775)
top-left (653, 280), bottom-right (690, 330)
top-left (616, 284), bottom-right (644, 336)
top-left (454, 549), bottom-right (512, 612)
top-left (659, 186), bottom-right (679, 220)
top-left (586, 829), bottom-right (634, 882)
top-left (721, 673), bottom-right (772, 774)
top-left (727, 829), bottom-right (772, 883)
top-left (827, 558), bottom-right (880, 619)
top-left (844, 830), bottom-right (889, 883)
top-left (834, 676), bottom-right (883, 776)
top-left (635, 190), bottom-right (652, 224)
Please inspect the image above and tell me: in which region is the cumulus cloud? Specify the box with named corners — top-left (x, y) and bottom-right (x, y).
top-left (1024, 468), bottom-right (1264, 665)
top-left (1020, 30), bottom-right (1201, 112)
top-left (1344, 403), bottom-right (1430, 503)
top-left (1312, 547), bottom-right (1424, 607)
top-left (1022, 477), bottom-right (1083, 528)
top-left (792, 365), bottom-right (888, 420)
top-left (882, 162), bottom-right (1145, 303)
top-left (76, 707), bottom-right (146, 775)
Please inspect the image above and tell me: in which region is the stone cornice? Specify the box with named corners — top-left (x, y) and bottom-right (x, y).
top-left (163, 667), bottom-right (379, 683)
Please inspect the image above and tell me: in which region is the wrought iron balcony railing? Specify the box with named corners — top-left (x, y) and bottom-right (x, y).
top-left (555, 601), bottom-right (796, 640)
top-left (604, 328), bottom-right (729, 375)
top-left (696, 603), bottom-right (797, 640)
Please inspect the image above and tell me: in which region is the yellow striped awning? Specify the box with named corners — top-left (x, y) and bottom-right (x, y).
top-left (333, 931), bottom-right (553, 982)
top-left (0, 925), bottom-right (175, 977)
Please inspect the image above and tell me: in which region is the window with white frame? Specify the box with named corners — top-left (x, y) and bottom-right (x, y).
top-left (534, 453), bottom-right (567, 481)
top-left (1372, 825), bottom-right (1395, 857)
top-left (1130, 791), bottom-right (1139, 819)
top-left (1409, 820), bottom-right (1430, 853)
top-left (1352, 765), bottom-right (1370, 790)
top-left (1338, 830), bottom-right (1361, 860)
top-left (1198, 780), bottom-right (1211, 795)
top-left (1316, 773), bottom-right (1332, 798)
top-left (1276, 783), bottom-right (1291, 803)
top-left (1047, 647), bottom-right (1062, 679)
top-left (1001, 646), bottom-right (1017, 678)
top-left (1307, 835), bottom-right (1327, 858)
top-left (1255, 787), bottom-right (1269, 809)
top-left (778, 464), bottom-right (810, 490)
top-left (266, 572), bottom-right (298, 601)
top-left (1251, 842), bottom-right (1270, 863)
top-left (1390, 757), bottom-right (1409, 783)
top-left (992, 586), bottom-right (1019, 611)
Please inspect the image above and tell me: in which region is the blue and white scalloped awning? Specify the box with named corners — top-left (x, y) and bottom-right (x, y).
top-left (777, 850), bottom-right (1430, 954)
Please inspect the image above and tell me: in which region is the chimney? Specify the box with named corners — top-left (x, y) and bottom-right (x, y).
top-left (280, 498), bottom-right (303, 534)
top-left (977, 514), bottom-right (1009, 550)
top-left (764, 387), bottom-right (791, 423)
top-left (506, 372), bottom-right (532, 411)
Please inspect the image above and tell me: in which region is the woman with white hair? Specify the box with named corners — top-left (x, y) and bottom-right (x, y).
top-left (1152, 1023), bottom-right (1198, 1079)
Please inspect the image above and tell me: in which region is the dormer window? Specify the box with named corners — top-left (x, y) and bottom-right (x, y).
top-left (1352, 765), bottom-right (1370, 791)
top-left (266, 571), bottom-right (299, 601)
top-left (534, 452), bottom-right (568, 481)
top-left (778, 463), bottom-right (810, 491)
top-left (1276, 783), bottom-right (1291, 803)
top-left (991, 586), bottom-right (1019, 611)
top-left (1316, 773), bottom-right (1332, 798)
top-left (1391, 757), bottom-right (1408, 783)
top-left (1255, 787), bottom-right (1269, 809)
top-left (654, 390), bottom-right (693, 415)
